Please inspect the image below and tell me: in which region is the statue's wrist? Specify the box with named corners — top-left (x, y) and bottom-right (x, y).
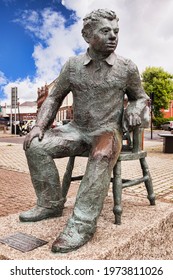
top-left (32, 124), bottom-right (44, 131)
top-left (32, 124), bottom-right (40, 129)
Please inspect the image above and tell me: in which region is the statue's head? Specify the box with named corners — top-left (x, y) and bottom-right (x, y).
top-left (82, 9), bottom-right (119, 54)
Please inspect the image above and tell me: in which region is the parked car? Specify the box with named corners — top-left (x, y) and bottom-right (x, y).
top-left (160, 121), bottom-right (173, 131)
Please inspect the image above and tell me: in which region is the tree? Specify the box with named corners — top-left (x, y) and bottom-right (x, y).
top-left (142, 67), bottom-right (173, 118)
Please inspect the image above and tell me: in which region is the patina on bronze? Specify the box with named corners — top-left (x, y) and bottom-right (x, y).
top-left (19, 9), bottom-right (149, 253)
top-left (0, 232), bottom-right (47, 252)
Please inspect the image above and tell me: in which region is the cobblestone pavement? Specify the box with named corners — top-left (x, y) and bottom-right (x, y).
top-left (0, 135), bottom-right (173, 218)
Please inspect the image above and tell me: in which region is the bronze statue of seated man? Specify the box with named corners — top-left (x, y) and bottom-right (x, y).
top-left (19, 9), bottom-right (149, 253)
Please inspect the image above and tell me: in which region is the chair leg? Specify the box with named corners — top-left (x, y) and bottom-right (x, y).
top-left (140, 158), bottom-right (156, 205)
top-left (62, 156), bottom-right (75, 200)
top-left (112, 161), bottom-right (123, 225)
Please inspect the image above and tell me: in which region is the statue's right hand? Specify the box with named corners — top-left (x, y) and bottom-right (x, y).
top-left (23, 126), bottom-right (44, 151)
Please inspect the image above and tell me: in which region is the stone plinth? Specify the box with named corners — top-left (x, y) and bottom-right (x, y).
top-left (0, 194), bottom-right (173, 260)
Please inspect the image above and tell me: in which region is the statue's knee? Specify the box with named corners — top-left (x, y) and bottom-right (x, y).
top-left (92, 149), bottom-right (116, 162)
top-left (25, 138), bottom-right (42, 156)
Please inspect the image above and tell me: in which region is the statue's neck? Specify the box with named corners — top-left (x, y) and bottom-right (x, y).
top-left (88, 47), bottom-right (111, 61)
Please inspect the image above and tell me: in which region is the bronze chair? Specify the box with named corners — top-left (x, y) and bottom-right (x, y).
top-left (61, 126), bottom-right (155, 225)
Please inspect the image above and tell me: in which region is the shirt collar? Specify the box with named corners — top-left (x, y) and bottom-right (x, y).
top-left (83, 50), bottom-right (116, 66)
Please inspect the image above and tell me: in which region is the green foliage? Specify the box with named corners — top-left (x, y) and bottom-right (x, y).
top-left (142, 67), bottom-right (173, 118)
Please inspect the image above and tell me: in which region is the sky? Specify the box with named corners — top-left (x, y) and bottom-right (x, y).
top-left (0, 0), bottom-right (173, 106)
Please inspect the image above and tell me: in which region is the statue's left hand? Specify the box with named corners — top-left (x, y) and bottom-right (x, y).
top-left (128, 113), bottom-right (141, 127)
top-left (123, 111), bottom-right (142, 131)
top-left (23, 126), bottom-right (44, 151)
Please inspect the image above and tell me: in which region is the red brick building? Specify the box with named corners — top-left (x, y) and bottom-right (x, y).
top-left (161, 100), bottom-right (173, 118)
top-left (37, 82), bottom-right (73, 122)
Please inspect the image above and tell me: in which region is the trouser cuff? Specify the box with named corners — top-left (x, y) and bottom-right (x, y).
top-left (37, 198), bottom-right (65, 210)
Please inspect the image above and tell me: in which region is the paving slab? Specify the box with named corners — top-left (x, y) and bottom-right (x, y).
top-left (1, 141), bottom-right (173, 201)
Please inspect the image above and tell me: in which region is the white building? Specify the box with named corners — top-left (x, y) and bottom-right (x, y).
top-left (1, 101), bottom-right (37, 121)
top-left (1, 80), bottom-right (73, 122)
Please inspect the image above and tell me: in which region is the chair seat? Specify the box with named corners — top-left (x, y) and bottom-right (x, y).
top-left (119, 150), bottom-right (147, 161)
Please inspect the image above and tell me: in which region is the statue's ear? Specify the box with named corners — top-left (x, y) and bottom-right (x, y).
top-left (83, 33), bottom-right (90, 43)
top-left (82, 25), bottom-right (92, 44)
top-left (82, 30), bottom-right (90, 43)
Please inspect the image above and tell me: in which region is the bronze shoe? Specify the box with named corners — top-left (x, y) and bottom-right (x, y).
top-left (19, 205), bottom-right (63, 222)
top-left (51, 226), bottom-right (94, 253)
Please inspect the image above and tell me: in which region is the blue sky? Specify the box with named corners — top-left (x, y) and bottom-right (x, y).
top-left (0, 0), bottom-right (173, 105)
top-left (0, 0), bottom-right (72, 80)
top-left (0, 0), bottom-right (77, 103)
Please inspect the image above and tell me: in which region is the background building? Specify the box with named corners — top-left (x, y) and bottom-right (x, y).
top-left (1, 80), bottom-right (73, 123)
top-left (1, 101), bottom-right (37, 122)
top-left (161, 100), bottom-right (173, 118)
top-left (47, 80), bottom-right (73, 122)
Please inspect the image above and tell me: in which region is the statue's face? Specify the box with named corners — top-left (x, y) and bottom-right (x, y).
top-left (89, 18), bottom-right (119, 54)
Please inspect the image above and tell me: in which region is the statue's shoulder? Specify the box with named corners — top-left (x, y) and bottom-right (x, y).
top-left (116, 54), bottom-right (138, 74)
top-left (68, 53), bottom-right (86, 65)
top-left (66, 53), bottom-right (88, 73)
top-left (116, 54), bottom-right (136, 67)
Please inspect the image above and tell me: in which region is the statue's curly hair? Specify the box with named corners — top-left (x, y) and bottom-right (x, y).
top-left (82, 9), bottom-right (119, 39)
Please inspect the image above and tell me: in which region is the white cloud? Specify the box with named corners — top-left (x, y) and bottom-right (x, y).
top-left (2, 7), bottom-right (84, 105)
top-left (2, 77), bottom-right (45, 105)
top-left (0, 71), bottom-right (7, 85)
top-left (32, 9), bottom-right (86, 83)
top-left (2, 0), bottom-right (173, 105)
top-left (14, 8), bottom-right (66, 41)
top-left (62, 0), bottom-right (173, 74)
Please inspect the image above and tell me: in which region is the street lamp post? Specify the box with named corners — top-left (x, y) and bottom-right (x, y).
top-left (11, 87), bottom-right (18, 135)
top-left (150, 92), bottom-right (154, 140)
